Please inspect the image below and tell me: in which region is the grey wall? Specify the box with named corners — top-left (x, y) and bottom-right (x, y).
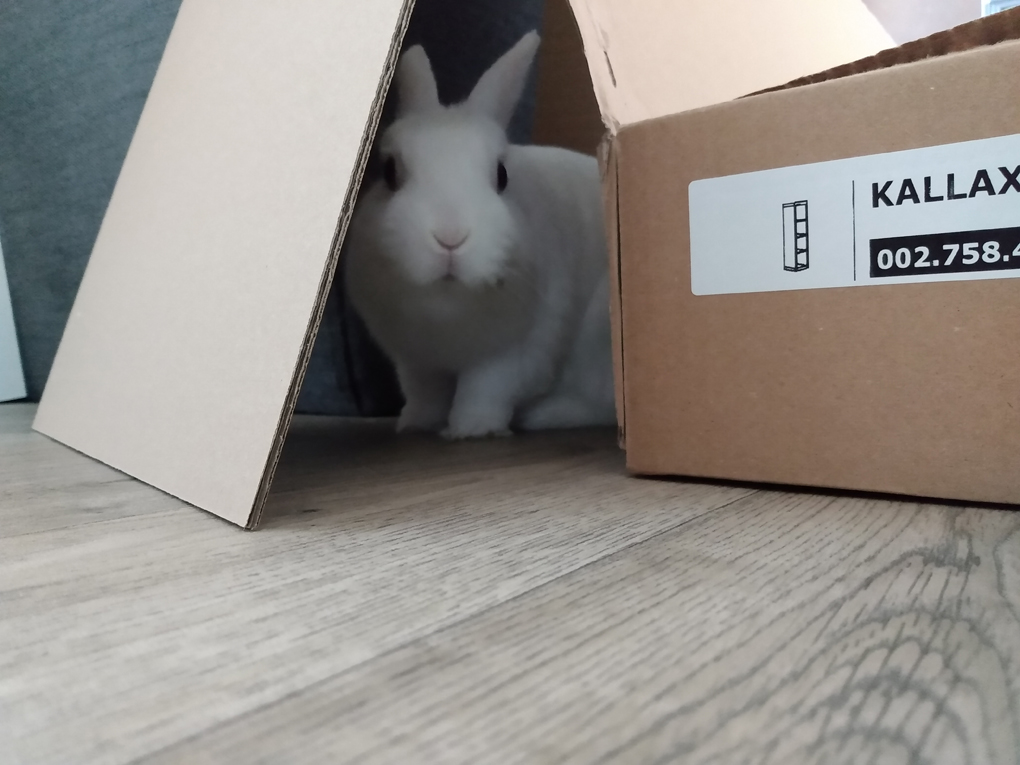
top-left (0, 1), bottom-right (183, 401)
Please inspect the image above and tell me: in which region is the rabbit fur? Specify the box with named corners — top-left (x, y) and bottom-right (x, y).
top-left (344, 31), bottom-right (615, 439)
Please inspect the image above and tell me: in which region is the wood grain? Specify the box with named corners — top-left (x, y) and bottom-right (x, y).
top-left (0, 403), bottom-right (750, 764)
top-left (145, 494), bottom-right (1020, 765)
top-left (0, 404), bottom-right (188, 537)
top-left (2, 403), bottom-right (1018, 764)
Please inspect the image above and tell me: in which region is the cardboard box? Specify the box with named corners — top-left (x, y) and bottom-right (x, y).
top-left (611, 8), bottom-right (1020, 505)
top-left (32, 0), bottom-right (899, 528)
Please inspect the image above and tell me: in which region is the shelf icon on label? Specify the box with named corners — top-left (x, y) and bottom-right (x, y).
top-left (782, 200), bottom-right (810, 272)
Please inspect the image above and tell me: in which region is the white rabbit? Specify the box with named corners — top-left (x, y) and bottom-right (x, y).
top-left (344, 31), bottom-right (616, 439)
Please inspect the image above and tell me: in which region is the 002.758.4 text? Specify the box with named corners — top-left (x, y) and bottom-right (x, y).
top-left (870, 226), bottom-right (1020, 278)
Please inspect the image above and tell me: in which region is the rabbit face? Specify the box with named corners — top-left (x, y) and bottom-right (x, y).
top-left (369, 109), bottom-right (521, 289)
top-left (350, 32), bottom-right (541, 292)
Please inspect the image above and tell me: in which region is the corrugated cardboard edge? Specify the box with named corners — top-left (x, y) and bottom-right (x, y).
top-left (563, 0), bottom-right (619, 136)
top-left (597, 134), bottom-right (625, 448)
top-left (752, 5), bottom-right (1020, 96)
top-left (246, 0), bottom-right (417, 530)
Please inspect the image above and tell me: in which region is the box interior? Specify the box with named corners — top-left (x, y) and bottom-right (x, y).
top-left (561, 0), bottom-right (891, 131)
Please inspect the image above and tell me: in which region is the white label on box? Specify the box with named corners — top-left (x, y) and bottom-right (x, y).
top-left (689, 133), bottom-right (1020, 296)
top-left (0, 237), bottom-right (26, 402)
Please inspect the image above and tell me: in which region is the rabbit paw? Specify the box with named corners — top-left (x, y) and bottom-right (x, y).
top-left (397, 403), bottom-right (448, 434)
top-left (441, 408), bottom-right (513, 440)
top-left (520, 395), bottom-right (616, 431)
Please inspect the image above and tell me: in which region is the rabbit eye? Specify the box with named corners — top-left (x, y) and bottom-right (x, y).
top-left (383, 156), bottom-right (399, 191)
top-left (496, 161), bottom-right (508, 193)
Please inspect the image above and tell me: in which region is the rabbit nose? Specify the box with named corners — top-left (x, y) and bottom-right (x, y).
top-left (434, 230), bottom-right (469, 251)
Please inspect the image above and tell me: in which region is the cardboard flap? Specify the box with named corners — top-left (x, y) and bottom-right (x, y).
top-left (566, 0), bottom-right (893, 130)
top-left (34, 0), bottom-right (413, 528)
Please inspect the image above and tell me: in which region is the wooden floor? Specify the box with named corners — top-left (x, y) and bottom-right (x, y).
top-left (2, 402), bottom-right (1019, 765)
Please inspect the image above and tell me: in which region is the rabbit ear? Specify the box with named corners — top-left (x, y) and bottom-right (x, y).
top-left (396, 45), bottom-right (440, 117)
top-left (466, 31), bottom-right (541, 128)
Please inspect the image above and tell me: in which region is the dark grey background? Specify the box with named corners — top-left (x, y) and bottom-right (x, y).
top-left (0, 0), bottom-right (545, 414)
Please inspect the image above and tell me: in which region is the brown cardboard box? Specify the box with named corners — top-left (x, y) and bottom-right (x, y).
top-left (31, 0), bottom-right (900, 528)
top-left (611, 9), bottom-right (1020, 505)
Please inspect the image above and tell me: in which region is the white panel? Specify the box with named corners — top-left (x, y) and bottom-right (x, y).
top-left (691, 133), bottom-right (1020, 295)
top-left (0, 237), bottom-right (26, 403)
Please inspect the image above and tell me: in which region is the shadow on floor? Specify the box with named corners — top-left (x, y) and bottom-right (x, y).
top-left (260, 416), bottom-right (622, 529)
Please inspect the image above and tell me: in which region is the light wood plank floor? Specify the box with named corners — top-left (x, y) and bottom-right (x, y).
top-left (2, 401), bottom-right (1019, 765)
